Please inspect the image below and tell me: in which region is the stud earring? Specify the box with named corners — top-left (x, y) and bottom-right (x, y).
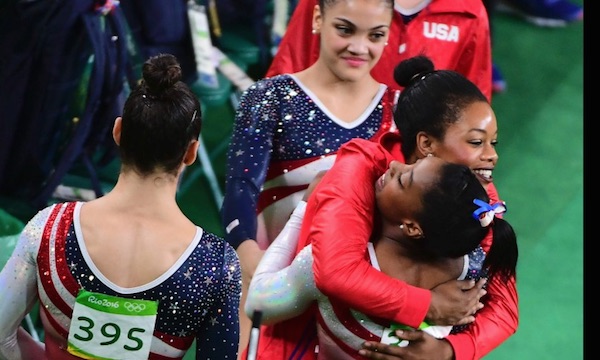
top-left (384, 42), bottom-right (388, 46)
top-left (312, 29), bottom-right (317, 34)
top-left (426, 153), bottom-right (433, 157)
top-left (399, 224), bottom-right (404, 230)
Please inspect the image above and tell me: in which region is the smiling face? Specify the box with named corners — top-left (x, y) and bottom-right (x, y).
top-left (313, 0), bottom-right (392, 81)
top-left (374, 157), bottom-right (444, 226)
top-left (427, 101), bottom-right (498, 186)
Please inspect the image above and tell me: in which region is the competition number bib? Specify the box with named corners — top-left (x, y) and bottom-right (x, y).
top-left (381, 322), bottom-right (452, 347)
top-left (67, 290), bottom-right (158, 360)
top-left (381, 323), bottom-right (414, 347)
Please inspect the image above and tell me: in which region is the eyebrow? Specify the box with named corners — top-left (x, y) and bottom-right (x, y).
top-left (468, 128), bottom-right (493, 136)
top-left (333, 18), bottom-right (390, 31)
top-left (370, 25), bottom-right (390, 30)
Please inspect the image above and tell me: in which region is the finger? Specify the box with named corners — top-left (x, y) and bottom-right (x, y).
top-left (358, 348), bottom-right (387, 359)
top-left (359, 345), bottom-right (385, 359)
top-left (393, 329), bottom-right (422, 341)
top-left (479, 288), bottom-right (488, 298)
top-left (359, 348), bottom-right (401, 359)
top-left (458, 279), bottom-right (476, 290)
top-left (360, 341), bottom-right (403, 358)
top-left (475, 277), bottom-right (487, 289)
top-left (454, 315), bottom-right (476, 326)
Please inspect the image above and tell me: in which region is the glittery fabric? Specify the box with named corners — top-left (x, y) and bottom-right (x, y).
top-left (451, 245), bottom-right (486, 334)
top-left (247, 201), bottom-right (488, 359)
top-left (245, 201), bottom-right (318, 325)
top-left (0, 202), bottom-right (242, 360)
top-left (221, 74), bottom-right (397, 249)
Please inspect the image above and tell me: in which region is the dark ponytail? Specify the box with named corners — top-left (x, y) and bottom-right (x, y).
top-left (418, 162), bottom-right (518, 283)
top-left (485, 218), bottom-right (518, 282)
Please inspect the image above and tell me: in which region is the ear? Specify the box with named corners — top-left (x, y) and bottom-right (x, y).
top-left (402, 220), bottom-right (424, 239)
top-left (112, 117), bottom-right (122, 145)
top-left (312, 5), bottom-right (322, 33)
top-left (416, 131), bottom-right (434, 158)
top-left (183, 139), bottom-right (199, 166)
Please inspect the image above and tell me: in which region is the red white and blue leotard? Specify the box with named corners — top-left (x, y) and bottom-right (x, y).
top-left (0, 202), bottom-right (241, 360)
top-left (221, 74), bottom-right (396, 250)
top-left (246, 201), bottom-right (487, 359)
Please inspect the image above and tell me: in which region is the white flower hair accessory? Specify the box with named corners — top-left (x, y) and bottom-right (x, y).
top-left (472, 199), bottom-right (507, 227)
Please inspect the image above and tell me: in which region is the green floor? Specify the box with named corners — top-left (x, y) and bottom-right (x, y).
top-left (178, 7), bottom-right (585, 359)
top-left (0, 3), bottom-right (583, 359)
top-left (479, 9), bottom-right (584, 359)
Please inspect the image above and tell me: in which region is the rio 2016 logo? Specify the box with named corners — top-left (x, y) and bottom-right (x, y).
top-left (87, 295), bottom-right (120, 309)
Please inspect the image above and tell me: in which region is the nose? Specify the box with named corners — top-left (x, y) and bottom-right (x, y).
top-left (482, 146), bottom-right (499, 163)
top-left (347, 36), bottom-right (369, 54)
top-left (388, 160), bottom-right (405, 174)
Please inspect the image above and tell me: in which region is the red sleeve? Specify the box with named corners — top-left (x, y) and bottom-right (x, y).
top-left (446, 275), bottom-right (518, 360)
top-left (462, 4), bottom-right (492, 102)
top-left (266, 0), bottom-right (320, 77)
top-left (299, 139), bottom-right (430, 329)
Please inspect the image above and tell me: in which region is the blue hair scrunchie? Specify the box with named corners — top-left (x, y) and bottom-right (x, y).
top-left (472, 199), bottom-right (507, 227)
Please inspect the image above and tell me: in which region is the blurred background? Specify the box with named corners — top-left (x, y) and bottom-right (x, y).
top-left (482, 3), bottom-right (584, 358)
top-left (0, 0), bottom-right (583, 358)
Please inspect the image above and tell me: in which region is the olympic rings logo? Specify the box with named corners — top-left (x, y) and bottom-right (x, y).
top-left (124, 302), bottom-right (147, 313)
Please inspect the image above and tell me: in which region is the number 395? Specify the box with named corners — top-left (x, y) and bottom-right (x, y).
top-left (73, 316), bottom-right (146, 351)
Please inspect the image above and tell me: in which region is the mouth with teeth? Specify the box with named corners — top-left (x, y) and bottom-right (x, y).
top-left (473, 168), bottom-right (493, 184)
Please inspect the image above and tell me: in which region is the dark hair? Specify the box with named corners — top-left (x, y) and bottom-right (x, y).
top-left (120, 53), bottom-right (202, 176)
top-left (417, 162), bottom-right (518, 282)
top-left (318, 0), bottom-right (394, 15)
top-left (393, 55), bottom-right (488, 159)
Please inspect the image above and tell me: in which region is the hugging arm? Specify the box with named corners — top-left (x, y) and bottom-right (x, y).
top-left (245, 201), bottom-right (320, 324)
top-left (304, 140), bottom-right (431, 329)
top-left (305, 139), bottom-right (484, 330)
top-left (445, 275), bottom-right (518, 359)
top-left (359, 275), bottom-right (518, 360)
top-left (358, 188), bottom-right (518, 360)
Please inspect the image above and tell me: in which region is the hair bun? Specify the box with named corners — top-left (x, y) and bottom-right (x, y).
top-left (142, 53), bottom-right (183, 95)
top-left (393, 55), bottom-right (435, 87)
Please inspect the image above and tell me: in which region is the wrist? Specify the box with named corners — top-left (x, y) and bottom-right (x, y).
top-left (440, 338), bottom-right (455, 360)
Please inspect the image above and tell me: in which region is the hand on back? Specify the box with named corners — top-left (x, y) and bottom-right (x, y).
top-left (359, 329), bottom-right (453, 360)
top-left (427, 278), bottom-right (487, 326)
